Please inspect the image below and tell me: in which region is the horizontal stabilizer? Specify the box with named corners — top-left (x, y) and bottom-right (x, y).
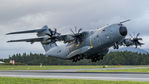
top-left (7, 38), bottom-right (43, 43)
top-left (6, 25), bottom-right (48, 35)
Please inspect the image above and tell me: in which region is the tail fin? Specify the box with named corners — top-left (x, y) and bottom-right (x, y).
top-left (36, 25), bottom-right (57, 52)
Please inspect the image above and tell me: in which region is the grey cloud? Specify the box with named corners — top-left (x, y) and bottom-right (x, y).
top-left (0, 0), bottom-right (148, 24)
top-left (0, 0), bottom-right (149, 58)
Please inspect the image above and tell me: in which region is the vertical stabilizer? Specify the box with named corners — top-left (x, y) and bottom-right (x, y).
top-left (37, 25), bottom-right (57, 52)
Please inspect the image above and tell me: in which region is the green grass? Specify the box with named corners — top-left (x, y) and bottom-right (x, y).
top-left (0, 65), bottom-right (149, 72)
top-left (0, 65), bottom-right (128, 70)
top-left (0, 77), bottom-right (149, 84)
top-left (80, 68), bottom-right (149, 72)
top-left (0, 65), bottom-right (103, 70)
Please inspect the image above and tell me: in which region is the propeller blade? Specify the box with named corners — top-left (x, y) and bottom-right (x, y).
top-left (78, 28), bottom-right (82, 33)
top-left (70, 29), bottom-right (75, 35)
top-left (129, 34), bottom-right (133, 38)
top-left (53, 28), bottom-right (57, 35)
top-left (134, 42), bottom-right (138, 48)
top-left (45, 33), bottom-right (51, 37)
top-left (137, 41), bottom-right (141, 45)
top-left (48, 29), bottom-right (53, 36)
top-left (137, 38), bottom-right (142, 40)
top-left (133, 32), bottom-right (136, 38)
top-left (136, 33), bottom-right (140, 38)
top-left (136, 45), bottom-right (138, 48)
top-left (75, 26), bottom-right (77, 33)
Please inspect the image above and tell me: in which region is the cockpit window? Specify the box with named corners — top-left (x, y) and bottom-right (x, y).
top-left (119, 26), bottom-right (127, 36)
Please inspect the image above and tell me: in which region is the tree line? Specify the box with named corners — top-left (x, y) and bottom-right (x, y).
top-left (2, 51), bottom-right (149, 65)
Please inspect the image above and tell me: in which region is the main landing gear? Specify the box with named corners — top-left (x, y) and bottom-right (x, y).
top-left (71, 55), bottom-right (84, 62)
top-left (71, 54), bottom-right (104, 62)
top-left (90, 55), bottom-right (104, 62)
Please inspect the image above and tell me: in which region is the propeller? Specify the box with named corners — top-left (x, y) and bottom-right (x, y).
top-left (129, 33), bottom-right (144, 48)
top-left (70, 26), bottom-right (83, 44)
top-left (45, 28), bottom-right (59, 43)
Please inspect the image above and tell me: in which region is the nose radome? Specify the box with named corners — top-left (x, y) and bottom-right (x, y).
top-left (119, 26), bottom-right (127, 36)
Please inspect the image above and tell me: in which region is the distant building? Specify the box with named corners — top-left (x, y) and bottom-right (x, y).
top-left (0, 61), bottom-right (4, 64)
top-left (9, 60), bottom-right (15, 65)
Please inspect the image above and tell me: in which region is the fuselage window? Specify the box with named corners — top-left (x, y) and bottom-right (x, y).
top-left (57, 50), bottom-right (61, 53)
top-left (97, 35), bottom-right (99, 37)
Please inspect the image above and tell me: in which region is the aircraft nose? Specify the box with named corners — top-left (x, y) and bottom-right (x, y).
top-left (119, 26), bottom-right (127, 36)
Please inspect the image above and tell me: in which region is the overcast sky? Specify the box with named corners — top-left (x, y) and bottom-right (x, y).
top-left (0, 0), bottom-right (149, 58)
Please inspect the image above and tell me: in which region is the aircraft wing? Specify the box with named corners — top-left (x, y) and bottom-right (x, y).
top-left (6, 29), bottom-right (45, 35)
top-left (6, 25), bottom-right (61, 36)
top-left (6, 25), bottom-right (88, 44)
top-left (7, 38), bottom-right (43, 43)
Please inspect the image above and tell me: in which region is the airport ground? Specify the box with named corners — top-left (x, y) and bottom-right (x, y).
top-left (0, 65), bottom-right (149, 84)
top-left (0, 65), bottom-right (149, 72)
top-left (0, 65), bottom-right (117, 70)
top-left (0, 77), bottom-right (149, 84)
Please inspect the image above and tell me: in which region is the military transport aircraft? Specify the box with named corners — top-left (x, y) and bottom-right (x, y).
top-left (6, 20), bottom-right (144, 62)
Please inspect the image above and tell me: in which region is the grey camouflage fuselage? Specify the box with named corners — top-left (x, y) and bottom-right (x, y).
top-left (46, 23), bottom-right (126, 59)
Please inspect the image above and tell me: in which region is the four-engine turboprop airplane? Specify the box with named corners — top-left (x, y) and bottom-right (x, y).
top-left (6, 20), bottom-right (144, 62)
